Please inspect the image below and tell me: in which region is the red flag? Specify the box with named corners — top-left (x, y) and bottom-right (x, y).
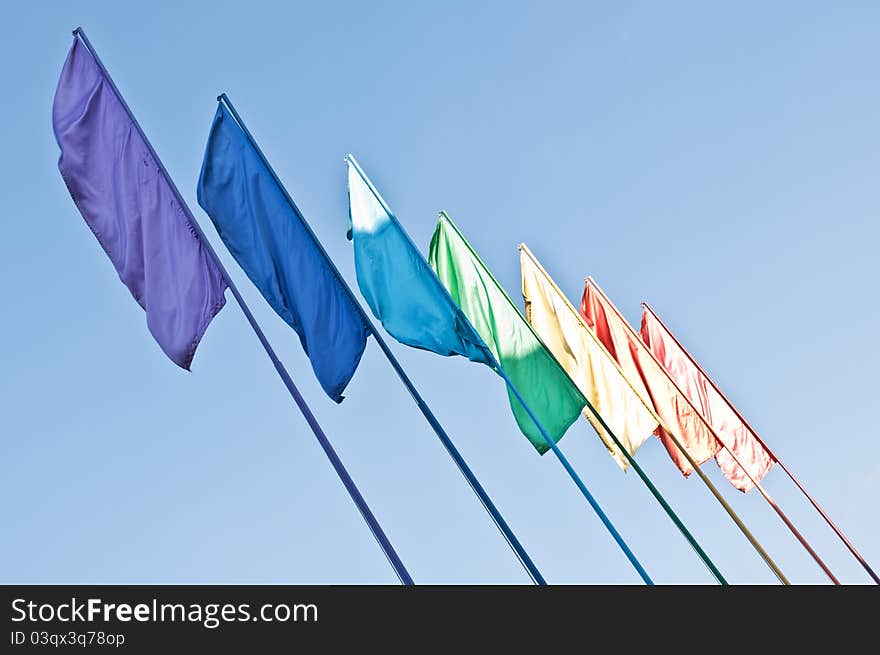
top-left (580, 280), bottom-right (720, 476)
top-left (640, 306), bottom-right (775, 492)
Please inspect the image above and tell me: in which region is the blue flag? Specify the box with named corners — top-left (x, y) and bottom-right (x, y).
top-left (198, 105), bottom-right (369, 402)
top-left (346, 157), bottom-right (493, 367)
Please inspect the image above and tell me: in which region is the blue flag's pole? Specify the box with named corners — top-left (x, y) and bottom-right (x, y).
top-left (71, 28), bottom-right (412, 586)
top-left (217, 95), bottom-right (545, 585)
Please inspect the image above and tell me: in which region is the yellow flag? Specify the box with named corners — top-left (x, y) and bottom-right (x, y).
top-left (519, 245), bottom-right (658, 470)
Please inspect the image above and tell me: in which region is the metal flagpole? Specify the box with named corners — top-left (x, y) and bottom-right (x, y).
top-left (518, 245), bottom-right (727, 585)
top-left (71, 28), bottom-right (413, 585)
top-left (434, 215), bottom-right (653, 584)
top-left (585, 279), bottom-right (791, 585)
top-left (216, 98), bottom-right (545, 585)
top-left (496, 363), bottom-right (654, 584)
top-left (643, 302), bottom-right (877, 584)
top-left (631, 297), bottom-right (838, 583)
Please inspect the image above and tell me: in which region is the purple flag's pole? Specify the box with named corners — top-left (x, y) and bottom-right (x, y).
top-left (70, 27), bottom-right (412, 586)
top-left (643, 302), bottom-right (879, 585)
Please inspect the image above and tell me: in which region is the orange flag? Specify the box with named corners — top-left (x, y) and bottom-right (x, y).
top-left (579, 280), bottom-right (720, 476)
top-left (640, 305), bottom-right (775, 492)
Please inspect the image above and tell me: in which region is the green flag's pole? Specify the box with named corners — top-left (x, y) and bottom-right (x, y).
top-left (436, 214), bottom-right (653, 585)
top-left (519, 244), bottom-right (726, 585)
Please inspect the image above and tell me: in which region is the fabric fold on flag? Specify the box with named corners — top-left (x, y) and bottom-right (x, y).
top-left (197, 105), bottom-right (369, 402)
top-left (580, 281), bottom-right (720, 476)
top-left (640, 307), bottom-right (774, 492)
top-left (346, 160), bottom-right (494, 367)
top-left (520, 247), bottom-right (658, 469)
top-left (429, 215), bottom-right (586, 453)
top-left (52, 37), bottom-right (227, 370)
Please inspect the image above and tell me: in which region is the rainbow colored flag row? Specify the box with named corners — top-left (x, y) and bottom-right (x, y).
top-left (52, 29), bottom-right (877, 585)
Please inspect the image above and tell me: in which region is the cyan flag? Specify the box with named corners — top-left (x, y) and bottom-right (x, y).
top-left (346, 157), bottom-right (493, 367)
top-left (198, 105), bottom-right (369, 402)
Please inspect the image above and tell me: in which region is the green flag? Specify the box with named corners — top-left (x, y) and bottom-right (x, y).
top-left (428, 212), bottom-right (587, 453)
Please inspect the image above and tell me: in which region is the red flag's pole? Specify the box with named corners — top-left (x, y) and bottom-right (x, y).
top-left (589, 278), bottom-right (837, 582)
top-left (642, 302), bottom-right (879, 585)
top-left (611, 292), bottom-right (837, 583)
top-left (584, 280), bottom-right (789, 584)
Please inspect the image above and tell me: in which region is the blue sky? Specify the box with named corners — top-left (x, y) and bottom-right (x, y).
top-left (1, 1), bottom-right (877, 584)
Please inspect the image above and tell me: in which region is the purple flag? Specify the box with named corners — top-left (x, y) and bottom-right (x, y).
top-left (52, 37), bottom-right (227, 369)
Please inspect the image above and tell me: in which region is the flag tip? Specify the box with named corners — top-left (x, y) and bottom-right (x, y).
top-left (72, 26), bottom-right (82, 36)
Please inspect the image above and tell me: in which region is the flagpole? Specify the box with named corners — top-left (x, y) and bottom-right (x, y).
top-left (431, 215), bottom-right (653, 584)
top-left (70, 28), bottom-right (413, 586)
top-left (214, 98), bottom-right (545, 585)
top-left (628, 296), bottom-right (839, 584)
top-left (518, 246), bottom-right (727, 585)
top-left (643, 303), bottom-right (878, 584)
top-left (495, 363), bottom-right (654, 584)
top-left (585, 279), bottom-right (791, 585)
top-left (346, 157), bottom-right (651, 583)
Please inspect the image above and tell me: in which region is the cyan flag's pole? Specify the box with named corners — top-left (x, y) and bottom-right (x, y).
top-left (217, 96), bottom-right (545, 585)
top-left (492, 361), bottom-right (654, 585)
top-left (71, 28), bottom-right (412, 586)
top-left (346, 157), bottom-right (649, 586)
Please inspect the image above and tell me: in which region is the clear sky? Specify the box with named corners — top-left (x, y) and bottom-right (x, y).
top-left (1, 1), bottom-right (877, 584)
